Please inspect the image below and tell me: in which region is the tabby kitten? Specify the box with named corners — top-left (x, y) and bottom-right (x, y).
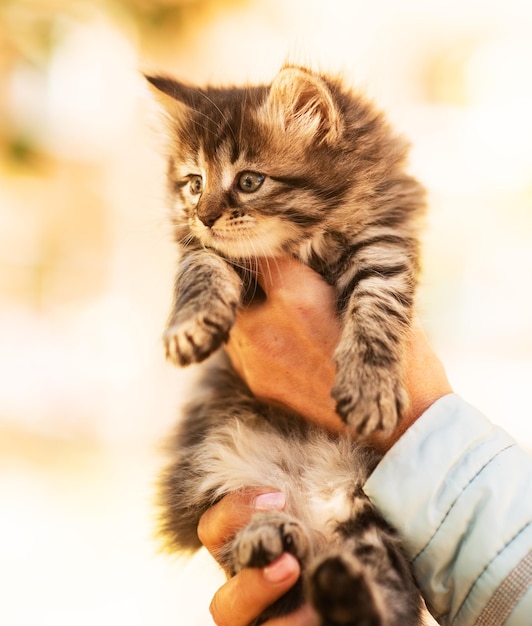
top-left (148, 65), bottom-right (427, 625)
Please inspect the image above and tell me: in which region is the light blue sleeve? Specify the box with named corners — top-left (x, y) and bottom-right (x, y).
top-left (363, 393), bottom-right (532, 626)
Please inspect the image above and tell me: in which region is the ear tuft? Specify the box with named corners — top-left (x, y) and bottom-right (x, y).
top-left (145, 75), bottom-right (178, 97)
top-left (268, 66), bottom-right (341, 144)
top-left (144, 74), bottom-right (199, 115)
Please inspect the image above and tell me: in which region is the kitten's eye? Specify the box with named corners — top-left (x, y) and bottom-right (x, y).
top-left (189, 175), bottom-right (203, 195)
top-left (237, 171), bottom-right (265, 193)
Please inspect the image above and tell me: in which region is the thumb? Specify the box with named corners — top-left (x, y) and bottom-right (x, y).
top-left (209, 554), bottom-right (301, 626)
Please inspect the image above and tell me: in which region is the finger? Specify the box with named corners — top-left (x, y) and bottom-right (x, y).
top-left (198, 489), bottom-right (285, 555)
top-left (198, 490), bottom-right (256, 555)
top-left (209, 553), bottom-right (300, 626)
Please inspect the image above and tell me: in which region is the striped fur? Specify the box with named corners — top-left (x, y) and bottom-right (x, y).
top-left (148, 64), bottom-right (425, 432)
top-left (148, 66), bottom-right (428, 624)
top-left (159, 357), bottom-right (424, 624)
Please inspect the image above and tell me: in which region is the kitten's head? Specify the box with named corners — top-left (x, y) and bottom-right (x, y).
top-left (147, 65), bottom-right (407, 259)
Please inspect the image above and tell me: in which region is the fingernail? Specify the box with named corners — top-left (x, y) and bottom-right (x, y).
top-left (254, 492), bottom-right (285, 511)
top-left (263, 553), bottom-right (298, 583)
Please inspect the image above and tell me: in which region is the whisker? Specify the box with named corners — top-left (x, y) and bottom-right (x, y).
top-left (244, 235), bottom-right (261, 303)
top-left (228, 257), bottom-right (252, 273)
top-left (187, 115), bottom-right (222, 139)
top-left (195, 91), bottom-right (237, 144)
top-left (238, 93), bottom-right (248, 154)
top-left (178, 103), bottom-right (228, 140)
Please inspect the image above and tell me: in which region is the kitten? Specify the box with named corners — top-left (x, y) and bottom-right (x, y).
top-left (147, 65), bottom-right (427, 625)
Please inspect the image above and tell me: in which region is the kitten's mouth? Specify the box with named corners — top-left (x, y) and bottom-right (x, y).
top-left (206, 229), bottom-right (242, 248)
top-left (208, 229), bottom-right (259, 255)
top-left (201, 227), bottom-right (281, 260)
top-left (192, 215), bottom-right (289, 259)
top-left (194, 217), bottom-right (252, 243)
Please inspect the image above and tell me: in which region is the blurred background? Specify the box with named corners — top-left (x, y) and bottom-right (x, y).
top-left (1, 0), bottom-right (531, 624)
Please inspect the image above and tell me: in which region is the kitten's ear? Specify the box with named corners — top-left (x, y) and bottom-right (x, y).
top-left (268, 67), bottom-right (341, 144)
top-left (145, 74), bottom-right (198, 114)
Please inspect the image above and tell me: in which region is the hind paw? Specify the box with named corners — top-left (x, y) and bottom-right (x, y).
top-left (232, 512), bottom-right (309, 571)
top-left (310, 554), bottom-right (383, 626)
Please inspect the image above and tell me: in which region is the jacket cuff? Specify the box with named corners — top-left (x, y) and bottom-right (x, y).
top-left (363, 393), bottom-right (532, 625)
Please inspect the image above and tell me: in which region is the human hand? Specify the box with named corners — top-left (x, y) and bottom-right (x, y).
top-left (227, 256), bottom-right (452, 453)
top-left (227, 257), bottom-right (343, 433)
top-left (201, 257), bottom-right (452, 625)
top-left (198, 489), bottom-right (319, 626)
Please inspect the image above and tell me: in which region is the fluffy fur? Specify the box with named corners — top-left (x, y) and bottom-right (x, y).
top-left (148, 65), bottom-right (428, 625)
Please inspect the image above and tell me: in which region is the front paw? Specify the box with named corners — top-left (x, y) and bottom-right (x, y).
top-left (232, 512), bottom-right (309, 572)
top-left (164, 306), bottom-right (235, 366)
top-left (332, 365), bottom-right (407, 435)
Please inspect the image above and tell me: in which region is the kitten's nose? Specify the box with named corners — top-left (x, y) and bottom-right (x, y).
top-left (199, 212), bottom-right (220, 228)
top-left (197, 198), bottom-right (222, 228)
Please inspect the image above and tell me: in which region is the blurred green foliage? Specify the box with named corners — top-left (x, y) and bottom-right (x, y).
top-left (0, 0), bottom-right (248, 170)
